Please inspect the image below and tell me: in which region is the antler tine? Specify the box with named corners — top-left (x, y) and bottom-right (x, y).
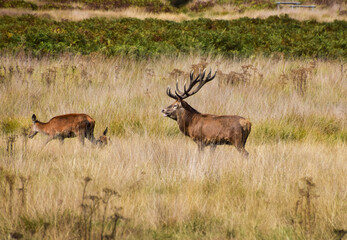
top-left (166, 86), bottom-right (178, 99)
top-left (183, 69), bottom-right (216, 97)
top-left (175, 80), bottom-right (185, 95)
top-left (183, 70), bottom-right (201, 95)
top-left (205, 69), bottom-right (216, 83)
top-left (170, 69), bottom-right (216, 100)
top-left (173, 70), bottom-right (201, 100)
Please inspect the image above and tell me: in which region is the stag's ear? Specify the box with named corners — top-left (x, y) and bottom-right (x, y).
top-left (32, 114), bottom-right (37, 122)
top-left (103, 127), bottom-right (108, 136)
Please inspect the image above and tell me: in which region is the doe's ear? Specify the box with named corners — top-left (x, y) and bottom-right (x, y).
top-left (32, 114), bottom-right (37, 122)
top-left (103, 127), bottom-right (108, 136)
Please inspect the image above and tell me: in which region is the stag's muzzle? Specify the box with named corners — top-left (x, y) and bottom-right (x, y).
top-left (161, 109), bottom-right (169, 117)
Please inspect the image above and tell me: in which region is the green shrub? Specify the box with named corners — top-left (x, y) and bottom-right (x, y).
top-left (0, 15), bottom-right (346, 59)
top-left (1, 117), bottom-right (21, 134)
top-left (0, 0), bottom-right (38, 9)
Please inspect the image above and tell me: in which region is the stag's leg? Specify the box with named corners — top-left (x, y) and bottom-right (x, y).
top-left (236, 146), bottom-right (249, 158)
top-left (233, 132), bottom-right (249, 158)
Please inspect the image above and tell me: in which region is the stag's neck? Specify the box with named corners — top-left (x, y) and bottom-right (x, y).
top-left (177, 107), bottom-right (201, 136)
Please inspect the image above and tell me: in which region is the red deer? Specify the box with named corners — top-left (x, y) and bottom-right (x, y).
top-left (29, 113), bottom-right (108, 147)
top-left (161, 69), bottom-right (251, 156)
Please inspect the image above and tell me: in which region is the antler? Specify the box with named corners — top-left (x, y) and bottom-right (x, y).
top-left (166, 69), bottom-right (216, 100)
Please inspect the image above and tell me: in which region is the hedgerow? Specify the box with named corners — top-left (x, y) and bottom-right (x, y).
top-left (0, 14), bottom-right (346, 59)
top-left (0, 0), bottom-right (38, 9)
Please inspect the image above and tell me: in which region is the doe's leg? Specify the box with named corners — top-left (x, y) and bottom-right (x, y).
top-left (210, 144), bottom-right (217, 153)
top-left (77, 132), bottom-right (85, 146)
top-left (58, 137), bottom-right (64, 145)
top-left (79, 136), bottom-right (85, 146)
top-left (41, 136), bottom-right (53, 150)
top-left (197, 141), bottom-right (206, 152)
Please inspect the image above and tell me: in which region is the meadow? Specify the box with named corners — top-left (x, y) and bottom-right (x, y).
top-left (0, 0), bottom-right (347, 238)
top-left (0, 53), bottom-right (346, 239)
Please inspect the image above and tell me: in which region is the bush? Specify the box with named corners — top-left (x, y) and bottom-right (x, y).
top-left (1, 118), bottom-right (21, 134)
top-left (0, 15), bottom-right (346, 59)
top-left (0, 0), bottom-right (38, 9)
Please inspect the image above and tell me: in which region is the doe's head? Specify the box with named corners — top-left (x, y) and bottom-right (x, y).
top-left (28, 114), bottom-right (39, 139)
top-left (97, 127), bottom-right (108, 147)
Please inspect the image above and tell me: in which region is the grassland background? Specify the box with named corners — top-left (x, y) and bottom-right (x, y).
top-left (0, 0), bottom-right (347, 239)
top-left (0, 54), bottom-right (346, 239)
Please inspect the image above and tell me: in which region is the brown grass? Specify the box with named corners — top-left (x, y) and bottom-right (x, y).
top-left (1, 4), bottom-right (347, 22)
top-left (0, 54), bottom-right (346, 239)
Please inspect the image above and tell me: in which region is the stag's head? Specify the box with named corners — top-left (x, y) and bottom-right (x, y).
top-left (162, 69), bottom-right (216, 120)
top-left (29, 114), bottom-right (39, 139)
top-left (96, 127), bottom-right (108, 147)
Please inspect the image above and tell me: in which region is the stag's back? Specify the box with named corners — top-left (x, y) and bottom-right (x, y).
top-left (190, 114), bottom-right (251, 144)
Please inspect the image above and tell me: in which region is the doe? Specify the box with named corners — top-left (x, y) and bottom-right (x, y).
top-left (29, 113), bottom-right (108, 147)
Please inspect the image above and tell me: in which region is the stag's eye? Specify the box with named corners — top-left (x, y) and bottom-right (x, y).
top-left (173, 104), bottom-right (178, 109)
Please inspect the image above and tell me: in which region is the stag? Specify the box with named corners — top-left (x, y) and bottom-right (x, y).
top-left (29, 113), bottom-right (108, 147)
top-left (162, 69), bottom-right (251, 156)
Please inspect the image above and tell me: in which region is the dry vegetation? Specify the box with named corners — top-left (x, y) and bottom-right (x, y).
top-left (1, 5), bottom-right (347, 22)
top-left (0, 54), bottom-right (346, 239)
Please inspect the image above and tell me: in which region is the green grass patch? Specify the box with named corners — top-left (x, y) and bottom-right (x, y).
top-left (252, 114), bottom-right (347, 143)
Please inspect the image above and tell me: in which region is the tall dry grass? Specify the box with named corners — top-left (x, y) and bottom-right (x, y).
top-left (0, 54), bottom-right (346, 239)
top-left (1, 5), bottom-right (347, 22)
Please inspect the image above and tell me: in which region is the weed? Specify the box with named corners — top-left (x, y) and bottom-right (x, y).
top-left (5, 174), bottom-right (16, 216)
top-left (280, 62), bottom-right (316, 95)
top-left (6, 135), bottom-right (17, 156)
top-left (80, 176), bottom-right (92, 240)
top-left (17, 176), bottom-right (30, 213)
top-left (79, 177), bottom-right (124, 240)
top-left (101, 188), bottom-right (120, 240)
top-left (218, 64), bottom-right (263, 86)
top-left (41, 67), bottom-right (57, 87)
top-left (294, 177), bottom-right (319, 239)
top-left (190, 0), bottom-right (216, 11)
top-left (21, 127), bottom-right (29, 156)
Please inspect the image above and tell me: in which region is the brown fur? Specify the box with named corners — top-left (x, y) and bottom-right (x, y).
top-left (162, 100), bottom-right (251, 156)
top-left (163, 68), bottom-right (251, 156)
top-left (29, 113), bottom-right (107, 147)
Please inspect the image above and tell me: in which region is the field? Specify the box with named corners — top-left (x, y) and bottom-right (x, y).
top-left (0, 0), bottom-right (347, 239)
top-left (0, 54), bottom-right (346, 239)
